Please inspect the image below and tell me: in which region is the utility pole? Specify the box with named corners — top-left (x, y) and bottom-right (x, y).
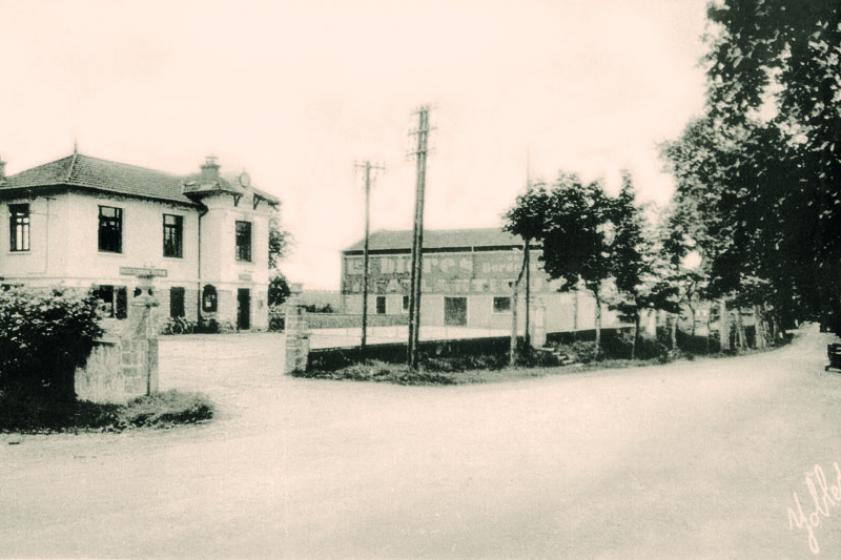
top-left (355, 160), bottom-right (384, 355)
top-left (407, 106), bottom-right (431, 369)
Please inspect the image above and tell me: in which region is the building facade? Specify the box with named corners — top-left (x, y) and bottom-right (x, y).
top-left (0, 152), bottom-right (278, 330)
top-left (341, 228), bottom-right (620, 334)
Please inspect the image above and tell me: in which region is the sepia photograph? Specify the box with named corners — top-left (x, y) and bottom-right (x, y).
top-left (1, 0), bottom-right (840, 558)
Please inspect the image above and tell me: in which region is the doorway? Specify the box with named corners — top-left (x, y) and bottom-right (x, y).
top-left (237, 288), bottom-right (251, 330)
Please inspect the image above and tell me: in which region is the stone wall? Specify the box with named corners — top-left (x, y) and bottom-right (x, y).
top-left (75, 276), bottom-right (160, 404)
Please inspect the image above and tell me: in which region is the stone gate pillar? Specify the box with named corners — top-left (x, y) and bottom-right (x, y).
top-left (284, 283), bottom-right (310, 374)
top-left (122, 272), bottom-right (160, 396)
top-left (532, 298), bottom-right (547, 348)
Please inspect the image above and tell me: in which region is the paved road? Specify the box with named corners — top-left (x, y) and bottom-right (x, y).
top-left (2, 328), bottom-right (841, 559)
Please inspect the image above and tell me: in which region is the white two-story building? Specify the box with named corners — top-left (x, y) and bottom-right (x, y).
top-left (0, 151), bottom-right (278, 330)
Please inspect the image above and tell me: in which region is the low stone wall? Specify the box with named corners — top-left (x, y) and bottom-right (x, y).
top-left (75, 276), bottom-right (160, 404)
top-left (269, 311), bottom-right (408, 331)
top-left (75, 335), bottom-right (159, 404)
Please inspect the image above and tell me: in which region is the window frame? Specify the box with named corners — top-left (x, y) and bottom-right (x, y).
top-left (493, 296), bottom-right (512, 314)
top-left (9, 203), bottom-right (30, 252)
top-left (95, 284), bottom-right (128, 319)
top-left (162, 213), bottom-right (184, 258)
top-left (376, 295), bottom-right (387, 315)
top-left (98, 205), bottom-right (123, 254)
top-left (235, 220), bottom-right (252, 263)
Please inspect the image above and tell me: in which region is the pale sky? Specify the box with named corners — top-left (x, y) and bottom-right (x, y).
top-left (0, 0), bottom-right (709, 290)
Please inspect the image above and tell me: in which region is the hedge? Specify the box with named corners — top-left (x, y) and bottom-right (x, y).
top-left (0, 286), bottom-right (103, 415)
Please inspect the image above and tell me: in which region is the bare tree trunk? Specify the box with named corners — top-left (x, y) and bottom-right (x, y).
top-left (670, 313), bottom-right (678, 350)
top-left (594, 291), bottom-right (602, 360)
top-left (719, 299), bottom-right (731, 352)
top-left (509, 281), bottom-right (519, 367)
top-left (689, 304), bottom-right (697, 337)
top-left (631, 312), bottom-right (639, 360)
top-left (754, 304), bottom-right (767, 350)
top-left (706, 305), bottom-right (712, 353)
top-left (735, 309), bottom-right (747, 351)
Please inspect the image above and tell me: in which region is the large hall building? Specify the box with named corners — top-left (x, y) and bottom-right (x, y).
top-left (341, 228), bottom-right (620, 334)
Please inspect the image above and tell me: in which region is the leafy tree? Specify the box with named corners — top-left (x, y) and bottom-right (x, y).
top-left (703, 0), bottom-right (841, 333)
top-left (504, 182), bottom-right (552, 351)
top-left (541, 174), bottom-right (614, 358)
top-left (607, 172), bottom-right (654, 359)
top-left (268, 272), bottom-right (291, 306)
top-left (268, 211), bottom-right (292, 270)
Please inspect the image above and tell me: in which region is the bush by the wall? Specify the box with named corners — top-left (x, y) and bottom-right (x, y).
top-left (0, 287), bottom-right (103, 413)
top-left (160, 316), bottom-right (197, 335)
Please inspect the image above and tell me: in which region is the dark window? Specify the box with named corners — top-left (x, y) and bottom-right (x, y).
top-left (163, 214), bottom-right (183, 258)
top-left (96, 285), bottom-right (128, 319)
top-left (202, 284), bottom-right (218, 312)
top-left (98, 206), bottom-right (123, 253)
top-left (402, 295), bottom-right (409, 312)
top-left (376, 296), bottom-right (386, 314)
top-left (9, 204), bottom-right (30, 252)
top-left (170, 287), bottom-right (185, 318)
top-left (235, 221), bottom-right (252, 262)
top-left (493, 296), bottom-right (512, 313)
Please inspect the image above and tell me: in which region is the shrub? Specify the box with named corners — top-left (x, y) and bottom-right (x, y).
top-left (268, 305), bottom-right (285, 331)
top-left (0, 286), bottom-right (103, 407)
top-left (0, 390), bottom-right (215, 433)
top-left (114, 390), bottom-right (214, 429)
top-left (160, 316), bottom-right (196, 335)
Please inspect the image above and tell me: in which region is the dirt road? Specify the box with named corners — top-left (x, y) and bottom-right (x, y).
top-left (2, 328), bottom-right (841, 558)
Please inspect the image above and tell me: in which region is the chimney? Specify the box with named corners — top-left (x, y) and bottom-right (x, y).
top-left (200, 155), bottom-right (220, 183)
top-left (0, 155), bottom-right (6, 184)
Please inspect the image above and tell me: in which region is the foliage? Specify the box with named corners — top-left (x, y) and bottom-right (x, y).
top-left (302, 303), bottom-right (335, 313)
top-left (114, 390), bottom-right (214, 429)
top-left (195, 318), bottom-right (237, 334)
top-left (268, 212), bottom-right (292, 270)
top-left (674, 0), bottom-right (841, 334)
top-left (0, 390), bottom-right (214, 433)
top-left (0, 287), bottom-right (103, 406)
top-left (268, 305), bottom-right (285, 331)
top-left (268, 272), bottom-right (291, 306)
top-left (505, 173), bottom-right (614, 357)
top-left (159, 316), bottom-right (197, 335)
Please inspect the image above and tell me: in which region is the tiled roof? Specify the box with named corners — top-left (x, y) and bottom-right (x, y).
top-left (343, 228), bottom-right (523, 252)
top-left (0, 153), bottom-right (279, 206)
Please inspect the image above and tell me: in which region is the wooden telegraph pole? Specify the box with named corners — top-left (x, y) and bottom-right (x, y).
top-left (356, 160), bottom-right (384, 355)
top-left (407, 106), bottom-right (431, 369)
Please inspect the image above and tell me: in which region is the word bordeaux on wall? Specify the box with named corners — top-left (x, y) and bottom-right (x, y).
top-left (343, 250), bottom-right (553, 295)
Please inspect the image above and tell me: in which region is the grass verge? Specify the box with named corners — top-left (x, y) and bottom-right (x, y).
top-left (0, 390), bottom-right (214, 434)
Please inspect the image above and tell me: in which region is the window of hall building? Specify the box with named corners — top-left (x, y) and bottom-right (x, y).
top-left (96, 285), bottom-right (128, 319)
top-left (235, 220), bottom-right (252, 262)
top-left (376, 295), bottom-right (387, 314)
top-left (9, 204), bottom-right (30, 252)
top-left (98, 206), bottom-right (123, 253)
top-left (493, 296), bottom-right (512, 313)
top-left (402, 295), bottom-right (409, 313)
top-left (163, 214), bottom-right (183, 258)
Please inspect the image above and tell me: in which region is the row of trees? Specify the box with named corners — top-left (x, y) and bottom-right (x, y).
top-left (504, 172), bottom-right (687, 360)
top-left (506, 0), bottom-right (840, 360)
top-left (661, 0), bottom-right (840, 336)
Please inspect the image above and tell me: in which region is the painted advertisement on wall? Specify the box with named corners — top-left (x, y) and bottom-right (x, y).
top-left (342, 250), bottom-right (560, 295)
